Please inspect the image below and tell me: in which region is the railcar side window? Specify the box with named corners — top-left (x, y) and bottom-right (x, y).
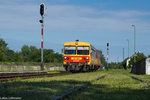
top-left (77, 46), bottom-right (89, 55)
top-left (64, 46), bottom-right (76, 54)
top-left (91, 48), bottom-right (96, 57)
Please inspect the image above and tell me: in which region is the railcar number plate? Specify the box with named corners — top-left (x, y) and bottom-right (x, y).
top-left (71, 57), bottom-right (82, 60)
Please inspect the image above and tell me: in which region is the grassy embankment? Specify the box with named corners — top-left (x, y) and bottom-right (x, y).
top-left (0, 69), bottom-right (150, 100)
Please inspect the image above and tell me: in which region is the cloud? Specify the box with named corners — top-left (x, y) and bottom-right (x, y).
top-left (0, 3), bottom-right (150, 34)
top-left (0, 4), bottom-right (40, 30)
top-left (99, 10), bottom-right (150, 18)
top-left (44, 5), bottom-right (150, 33)
top-left (52, 0), bottom-right (69, 2)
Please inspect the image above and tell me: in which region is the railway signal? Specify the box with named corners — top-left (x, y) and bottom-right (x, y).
top-left (40, 4), bottom-right (44, 16)
top-left (107, 42), bottom-right (109, 46)
top-left (106, 42), bottom-right (109, 70)
top-left (40, 3), bottom-right (45, 70)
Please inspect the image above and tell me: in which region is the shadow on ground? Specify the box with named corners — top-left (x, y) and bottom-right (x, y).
top-left (67, 83), bottom-right (150, 100)
top-left (0, 79), bottom-right (150, 100)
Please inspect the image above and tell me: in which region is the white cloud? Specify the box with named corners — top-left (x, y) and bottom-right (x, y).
top-left (44, 5), bottom-right (150, 33)
top-left (0, 4), bottom-right (40, 30)
top-left (100, 10), bottom-right (150, 17)
top-left (0, 4), bottom-right (150, 34)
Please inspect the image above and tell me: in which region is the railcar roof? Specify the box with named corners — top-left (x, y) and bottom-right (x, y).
top-left (64, 41), bottom-right (91, 46)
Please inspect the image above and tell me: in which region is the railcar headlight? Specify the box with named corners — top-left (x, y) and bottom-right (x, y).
top-left (86, 57), bottom-right (89, 60)
top-left (64, 57), bottom-right (67, 60)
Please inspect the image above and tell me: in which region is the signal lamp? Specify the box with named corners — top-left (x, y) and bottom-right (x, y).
top-left (40, 4), bottom-right (44, 16)
top-left (39, 20), bottom-right (43, 23)
top-left (107, 43), bottom-right (109, 47)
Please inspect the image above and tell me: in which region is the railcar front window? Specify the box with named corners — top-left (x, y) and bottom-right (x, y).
top-left (77, 46), bottom-right (89, 55)
top-left (64, 46), bottom-right (76, 54)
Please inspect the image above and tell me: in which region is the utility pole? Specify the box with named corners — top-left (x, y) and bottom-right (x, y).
top-left (132, 25), bottom-right (136, 63)
top-left (40, 3), bottom-right (45, 70)
top-left (126, 39), bottom-right (129, 58)
top-left (123, 48), bottom-right (124, 61)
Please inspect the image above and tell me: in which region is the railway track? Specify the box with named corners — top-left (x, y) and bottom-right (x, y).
top-left (129, 75), bottom-right (150, 84)
top-left (50, 73), bottom-right (150, 100)
top-left (1, 70), bottom-right (149, 100)
top-left (0, 71), bottom-right (102, 82)
top-left (51, 74), bottom-right (107, 100)
top-left (0, 71), bottom-right (72, 82)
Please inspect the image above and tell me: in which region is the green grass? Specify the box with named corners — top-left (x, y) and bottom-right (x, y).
top-left (0, 69), bottom-right (150, 100)
top-left (48, 71), bottom-right (67, 74)
top-left (67, 69), bottom-right (150, 100)
top-left (0, 71), bottom-right (106, 100)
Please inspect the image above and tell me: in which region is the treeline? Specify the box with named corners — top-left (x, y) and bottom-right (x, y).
top-left (0, 38), bottom-right (63, 63)
top-left (0, 38), bottom-right (108, 66)
top-left (98, 50), bottom-right (107, 67)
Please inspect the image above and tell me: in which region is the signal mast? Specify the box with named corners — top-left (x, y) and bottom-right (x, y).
top-left (106, 42), bottom-right (109, 70)
top-left (39, 3), bottom-right (45, 70)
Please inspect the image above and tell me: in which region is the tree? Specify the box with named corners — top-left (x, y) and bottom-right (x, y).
top-left (108, 62), bottom-right (121, 69)
top-left (44, 49), bottom-right (55, 63)
top-left (6, 49), bottom-right (15, 62)
top-left (0, 38), bottom-right (63, 64)
top-left (98, 50), bottom-right (106, 66)
top-left (0, 38), bottom-right (8, 61)
top-left (129, 52), bottom-right (146, 67)
top-left (0, 46), bottom-right (7, 61)
top-left (29, 46), bottom-right (38, 61)
top-left (0, 38), bottom-right (7, 47)
top-left (21, 45), bottom-right (38, 62)
top-left (21, 45), bottom-right (30, 62)
top-left (14, 52), bottom-right (23, 62)
top-left (30, 49), bottom-right (41, 62)
top-left (54, 52), bottom-right (63, 63)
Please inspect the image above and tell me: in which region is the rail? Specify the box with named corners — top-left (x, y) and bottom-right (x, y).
top-left (0, 71), bottom-right (71, 82)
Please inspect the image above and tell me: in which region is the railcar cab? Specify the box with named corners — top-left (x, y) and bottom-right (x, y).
top-left (63, 40), bottom-right (91, 71)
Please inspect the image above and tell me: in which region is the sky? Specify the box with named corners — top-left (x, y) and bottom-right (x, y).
top-left (0, 0), bottom-right (150, 62)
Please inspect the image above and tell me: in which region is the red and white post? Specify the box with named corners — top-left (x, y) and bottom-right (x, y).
top-left (40, 3), bottom-right (45, 70)
top-left (106, 43), bottom-right (109, 70)
top-left (41, 16), bottom-right (44, 70)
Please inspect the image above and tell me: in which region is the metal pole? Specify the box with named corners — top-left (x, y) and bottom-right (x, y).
top-left (134, 25), bottom-right (136, 63)
top-left (127, 39), bottom-right (129, 58)
top-left (123, 48), bottom-right (124, 61)
top-left (40, 3), bottom-right (45, 71)
top-left (132, 25), bottom-right (136, 63)
top-left (107, 48), bottom-right (108, 70)
top-left (41, 16), bottom-right (44, 70)
top-left (106, 43), bottom-right (109, 70)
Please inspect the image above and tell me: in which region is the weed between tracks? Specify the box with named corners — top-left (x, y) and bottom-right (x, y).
top-left (0, 71), bottom-right (107, 100)
top-left (67, 69), bottom-right (150, 100)
top-left (0, 70), bottom-right (150, 100)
